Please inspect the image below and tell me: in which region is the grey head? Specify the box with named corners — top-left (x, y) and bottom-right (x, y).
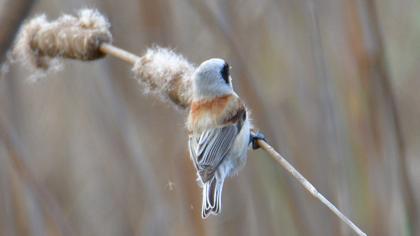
top-left (192, 58), bottom-right (233, 100)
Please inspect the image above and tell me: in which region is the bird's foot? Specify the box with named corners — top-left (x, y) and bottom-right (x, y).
top-left (250, 131), bottom-right (266, 150)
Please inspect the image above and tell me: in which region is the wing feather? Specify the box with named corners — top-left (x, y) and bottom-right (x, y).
top-left (189, 125), bottom-right (239, 182)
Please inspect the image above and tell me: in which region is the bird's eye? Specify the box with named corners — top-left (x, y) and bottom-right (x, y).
top-left (220, 63), bottom-right (230, 84)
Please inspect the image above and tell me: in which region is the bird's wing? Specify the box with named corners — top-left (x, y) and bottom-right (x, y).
top-left (189, 124), bottom-right (240, 183)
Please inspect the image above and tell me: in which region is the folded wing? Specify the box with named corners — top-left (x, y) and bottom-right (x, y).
top-left (189, 125), bottom-right (239, 182)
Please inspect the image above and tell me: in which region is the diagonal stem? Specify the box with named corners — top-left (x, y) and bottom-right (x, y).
top-left (255, 136), bottom-right (367, 236)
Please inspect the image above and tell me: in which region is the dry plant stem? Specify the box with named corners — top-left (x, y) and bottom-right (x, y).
top-left (365, 2), bottom-right (418, 234)
top-left (0, 122), bottom-right (73, 235)
top-left (99, 43), bottom-right (139, 64)
top-left (256, 138), bottom-right (367, 236)
top-left (98, 42), bottom-right (367, 236)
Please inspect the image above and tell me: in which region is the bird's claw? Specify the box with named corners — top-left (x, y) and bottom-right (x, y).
top-left (250, 131), bottom-right (266, 150)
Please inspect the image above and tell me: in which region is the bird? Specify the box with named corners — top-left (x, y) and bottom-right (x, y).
top-left (187, 58), bottom-right (264, 218)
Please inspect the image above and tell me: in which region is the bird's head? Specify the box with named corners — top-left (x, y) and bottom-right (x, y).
top-left (192, 58), bottom-right (233, 100)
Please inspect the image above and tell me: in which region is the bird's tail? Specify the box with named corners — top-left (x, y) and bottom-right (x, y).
top-left (201, 177), bottom-right (224, 218)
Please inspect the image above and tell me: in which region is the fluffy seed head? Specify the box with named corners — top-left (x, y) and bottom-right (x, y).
top-left (132, 47), bottom-right (195, 109)
top-left (13, 8), bottom-right (112, 76)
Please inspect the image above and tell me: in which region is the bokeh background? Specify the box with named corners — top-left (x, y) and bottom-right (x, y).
top-left (0, 0), bottom-right (419, 235)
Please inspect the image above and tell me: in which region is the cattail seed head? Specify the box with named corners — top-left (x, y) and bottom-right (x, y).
top-left (133, 47), bottom-right (195, 109)
top-left (13, 9), bottom-right (112, 72)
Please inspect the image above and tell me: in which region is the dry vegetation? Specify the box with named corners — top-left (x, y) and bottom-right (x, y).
top-left (0, 0), bottom-right (419, 236)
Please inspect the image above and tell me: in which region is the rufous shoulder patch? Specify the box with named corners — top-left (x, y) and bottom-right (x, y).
top-left (188, 95), bottom-right (239, 131)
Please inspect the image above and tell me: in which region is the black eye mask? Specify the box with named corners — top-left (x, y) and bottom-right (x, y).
top-left (220, 63), bottom-right (230, 84)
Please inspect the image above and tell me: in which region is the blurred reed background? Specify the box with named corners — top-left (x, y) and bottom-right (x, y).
top-left (0, 0), bottom-right (419, 235)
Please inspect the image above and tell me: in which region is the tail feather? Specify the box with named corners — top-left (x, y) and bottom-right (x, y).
top-left (201, 178), bottom-right (224, 218)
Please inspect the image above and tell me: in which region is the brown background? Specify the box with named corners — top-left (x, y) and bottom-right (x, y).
top-left (0, 0), bottom-right (419, 235)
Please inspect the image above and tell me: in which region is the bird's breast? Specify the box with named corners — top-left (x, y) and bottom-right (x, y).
top-left (188, 95), bottom-right (242, 132)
